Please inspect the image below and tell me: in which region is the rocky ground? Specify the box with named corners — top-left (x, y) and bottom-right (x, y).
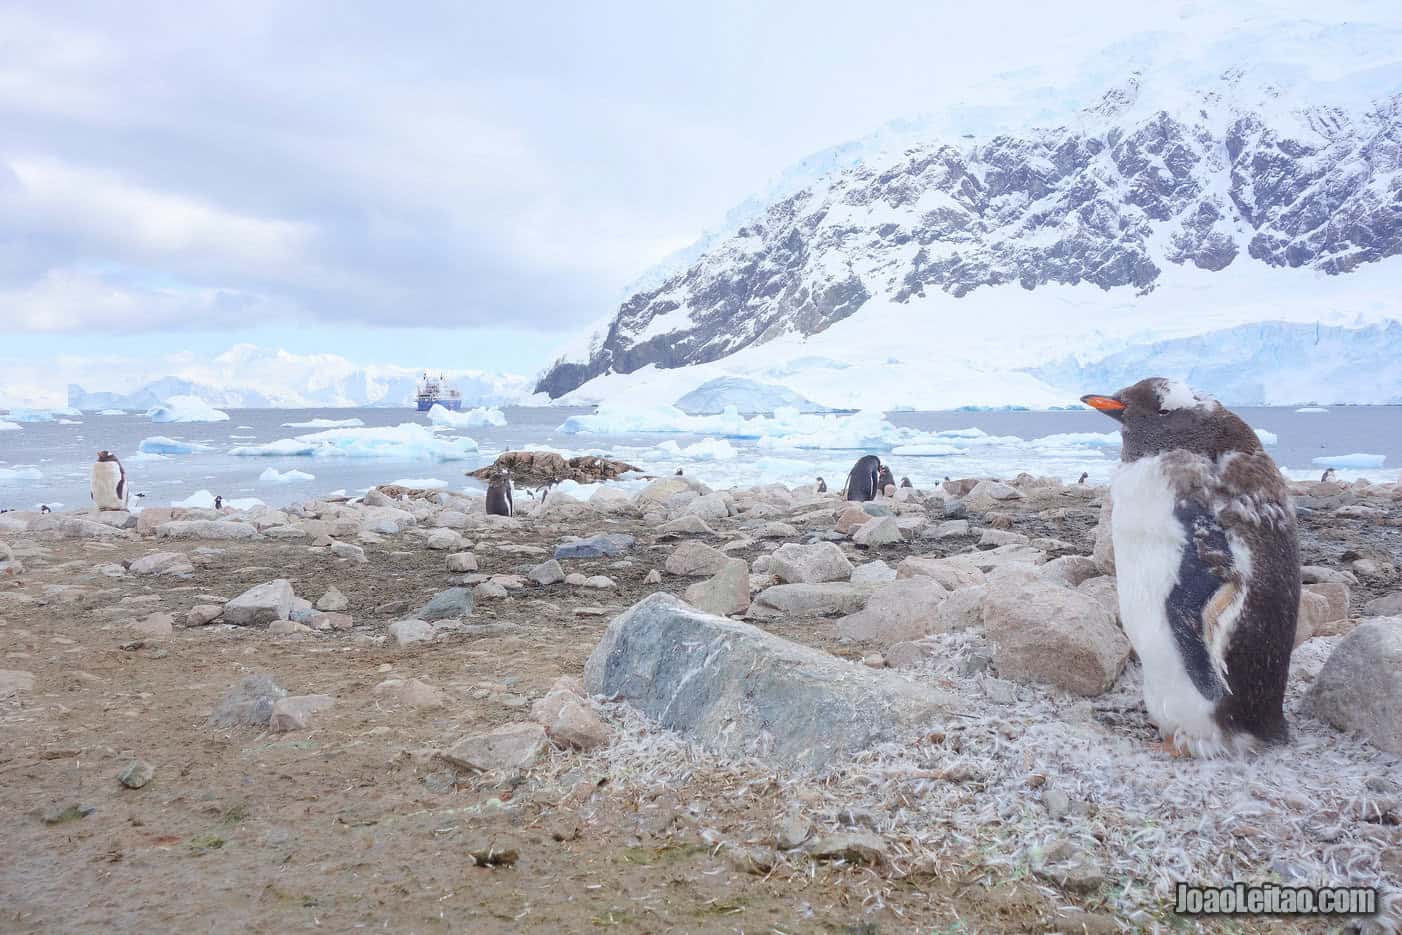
top-left (1, 471), bottom-right (1400, 934)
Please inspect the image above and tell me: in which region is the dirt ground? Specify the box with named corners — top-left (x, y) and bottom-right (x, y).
top-left (0, 484), bottom-right (1396, 934)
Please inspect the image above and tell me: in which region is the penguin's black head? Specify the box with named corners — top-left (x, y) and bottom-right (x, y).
top-left (1082, 377), bottom-right (1261, 462)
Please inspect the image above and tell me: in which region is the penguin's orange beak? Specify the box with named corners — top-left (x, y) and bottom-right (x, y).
top-left (1081, 394), bottom-right (1126, 421)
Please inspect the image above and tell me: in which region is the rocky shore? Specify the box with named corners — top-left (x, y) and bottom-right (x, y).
top-left (1, 470), bottom-right (1399, 932)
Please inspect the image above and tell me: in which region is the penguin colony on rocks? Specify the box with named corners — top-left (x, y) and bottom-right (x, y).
top-left (1084, 378), bottom-right (1299, 758)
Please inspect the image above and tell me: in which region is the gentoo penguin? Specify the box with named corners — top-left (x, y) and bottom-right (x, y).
top-left (1319, 468), bottom-right (1336, 483)
top-left (90, 451), bottom-right (128, 511)
top-left (674, 468), bottom-right (684, 476)
top-left (1083, 378), bottom-right (1299, 758)
top-left (1078, 472), bottom-right (1089, 485)
top-left (486, 468), bottom-right (514, 517)
top-left (899, 476), bottom-right (913, 489)
top-left (877, 465), bottom-right (895, 496)
top-left (815, 477), bottom-right (827, 494)
top-left (40, 504), bottom-right (52, 514)
top-left (214, 495), bottom-right (224, 511)
top-left (842, 455), bottom-right (882, 502)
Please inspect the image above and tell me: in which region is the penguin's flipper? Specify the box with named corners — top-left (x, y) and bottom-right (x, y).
top-left (1168, 501), bottom-right (1244, 699)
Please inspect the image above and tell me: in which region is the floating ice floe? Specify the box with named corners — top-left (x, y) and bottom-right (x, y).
top-left (281, 417), bottom-right (366, 429)
top-left (0, 466), bottom-right (43, 483)
top-left (0, 420), bottom-right (20, 432)
top-left (98, 409), bottom-right (126, 416)
top-left (139, 436), bottom-right (213, 455)
top-left (1295, 407), bottom-right (1329, 413)
top-left (128, 451), bottom-right (170, 462)
top-left (230, 422), bottom-right (478, 461)
top-left (1253, 428), bottom-right (1279, 445)
top-left (146, 396), bottom-right (231, 423)
top-left (654, 438), bottom-right (738, 461)
top-left (389, 477), bottom-right (449, 489)
top-left (426, 404), bottom-right (507, 428)
top-left (6, 407), bottom-right (80, 423)
top-left (174, 489), bottom-right (263, 510)
top-left (259, 467), bottom-right (316, 484)
top-left (1313, 453), bottom-right (1386, 468)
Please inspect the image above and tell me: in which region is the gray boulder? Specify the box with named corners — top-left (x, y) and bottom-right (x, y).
top-left (683, 558), bottom-right (751, 617)
top-left (665, 541), bottom-right (731, 577)
top-left (1312, 617), bottom-right (1402, 754)
top-left (157, 520), bottom-right (259, 541)
top-left (836, 578), bottom-right (948, 644)
top-left (554, 533), bottom-right (635, 560)
top-left (127, 552), bottom-right (195, 576)
top-left (223, 579), bottom-right (295, 626)
top-left (1364, 592), bottom-right (1402, 616)
top-left (769, 542), bottom-right (853, 584)
top-left (441, 723), bottom-right (549, 772)
top-left (750, 583), bottom-right (868, 619)
top-left (983, 580), bottom-right (1130, 696)
top-left (584, 594), bottom-right (960, 770)
top-left (412, 587), bottom-right (474, 621)
top-left (931, 585), bottom-right (987, 632)
top-left (896, 556), bottom-right (984, 590)
top-left (852, 515), bottom-right (901, 548)
top-left (527, 559), bottom-right (566, 586)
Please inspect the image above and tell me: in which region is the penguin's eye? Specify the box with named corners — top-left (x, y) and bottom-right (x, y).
top-left (1157, 408), bottom-right (1170, 416)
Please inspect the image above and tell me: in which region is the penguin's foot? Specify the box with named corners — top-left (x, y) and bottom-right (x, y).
top-left (1150, 737), bottom-right (1192, 759)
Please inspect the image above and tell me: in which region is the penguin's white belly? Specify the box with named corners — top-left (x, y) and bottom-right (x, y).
top-left (90, 461), bottom-right (125, 510)
top-left (1111, 456), bottom-right (1228, 755)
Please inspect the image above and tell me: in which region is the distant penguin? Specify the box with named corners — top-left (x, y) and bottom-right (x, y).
top-left (843, 455), bottom-right (882, 502)
top-left (1078, 472), bottom-right (1089, 485)
top-left (214, 495), bottom-right (224, 511)
top-left (40, 504), bottom-right (52, 514)
top-left (675, 468), bottom-right (684, 476)
top-left (90, 450), bottom-right (128, 511)
top-left (1320, 468), bottom-right (1336, 483)
top-left (815, 476), bottom-right (827, 494)
top-left (486, 468), bottom-right (514, 517)
top-left (899, 476), bottom-right (912, 489)
top-left (1083, 378), bottom-right (1299, 758)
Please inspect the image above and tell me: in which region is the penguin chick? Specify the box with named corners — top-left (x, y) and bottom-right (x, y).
top-left (1083, 378), bottom-right (1299, 758)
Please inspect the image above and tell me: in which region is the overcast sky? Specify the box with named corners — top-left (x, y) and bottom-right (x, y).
top-left (0, 0), bottom-right (1389, 380)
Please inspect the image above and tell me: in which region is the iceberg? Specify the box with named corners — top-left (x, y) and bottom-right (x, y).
top-left (139, 436), bottom-right (212, 455)
top-left (673, 377), bottom-right (830, 414)
top-left (0, 466), bottom-right (43, 483)
top-left (1313, 453), bottom-right (1386, 468)
top-left (128, 451), bottom-right (171, 462)
top-left (230, 422), bottom-right (478, 461)
top-left (281, 418), bottom-right (365, 429)
top-left (99, 409), bottom-right (126, 416)
top-left (1295, 407), bottom-right (1329, 413)
top-left (426, 404), bottom-right (507, 428)
top-left (0, 420), bottom-right (20, 432)
top-left (388, 477), bottom-right (449, 489)
top-left (7, 407), bottom-right (79, 423)
top-left (655, 438), bottom-right (739, 461)
top-left (146, 396), bottom-right (231, 423)
top-left (259, 467), bottom-right (316, 483)
top-left (1253, 428), bottom-right (1278, 446)
top-left (174, 490), bottom-right (264, 510)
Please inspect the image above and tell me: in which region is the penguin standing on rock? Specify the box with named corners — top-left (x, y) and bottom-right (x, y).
top-left (90, 451), bottom-right (128, 511)
top-left (876, 465), bottom-right (896, 496)
top-left (842, 456), bottom-right (882, 502)
top-left (899, 476), bottom-right (913, 489)
top-left (1083, 378), bottom-right (1299, 758)
top-left (485, 468), bottom-right (514, 517)
top-left (815, 477), bottom-right (827, 494)
top-left (1319, 468), bottom-right (1336, 483)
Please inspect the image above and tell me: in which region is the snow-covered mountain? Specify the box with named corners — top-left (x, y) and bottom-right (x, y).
top-left (63, 345), bottom-right (538, 410)
top-left (538, 19), bottom-right (1402, 410)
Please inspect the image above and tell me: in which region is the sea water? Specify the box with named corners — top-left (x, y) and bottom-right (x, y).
top-left (0, 405), bottom-right (1397, 511)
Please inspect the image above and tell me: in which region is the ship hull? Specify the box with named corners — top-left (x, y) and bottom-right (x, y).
top-left (417, 398), bottom-right (463, 412)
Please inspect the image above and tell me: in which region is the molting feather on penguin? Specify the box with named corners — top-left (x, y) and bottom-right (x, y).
top-left (1084, 378), bottom-right (1300, 758)
top-left (89, 451), bottom-right (128, 511)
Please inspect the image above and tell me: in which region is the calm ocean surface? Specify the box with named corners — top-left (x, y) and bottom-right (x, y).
top-left (1, 405), bottom-right (1398, 511)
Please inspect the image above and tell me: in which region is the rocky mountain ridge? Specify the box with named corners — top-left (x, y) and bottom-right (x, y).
top-left (539, 78), bottom-right (1402, 399)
